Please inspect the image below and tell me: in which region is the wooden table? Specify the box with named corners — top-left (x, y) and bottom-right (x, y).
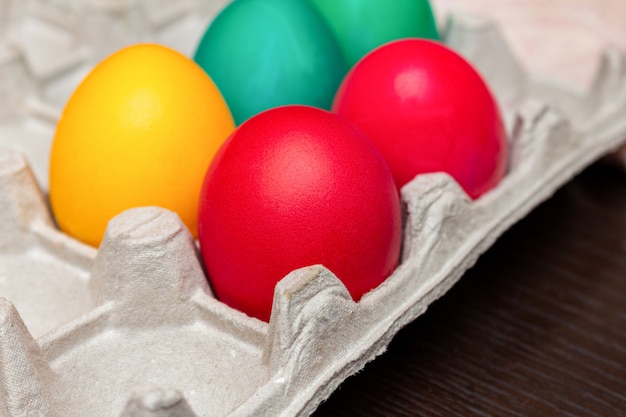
top-left (314, 162), bottom-right (626, 416)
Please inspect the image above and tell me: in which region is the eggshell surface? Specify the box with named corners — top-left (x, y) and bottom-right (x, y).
top-left (49, 43), bottom-right (235, 247)
top-left (333, 39), bottom-right (508, 199)
top-left (198, 105), bottom-right (402, 322)
top-left (308, 0), bottom-right (439, 68)
top-left (193, 0), bottom-right (347, 125)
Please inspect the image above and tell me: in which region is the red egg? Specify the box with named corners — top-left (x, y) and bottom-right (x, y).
top-left (198, 105), bottom-right (402, 322)
top-left (333, 39), bottom-right (508, 199)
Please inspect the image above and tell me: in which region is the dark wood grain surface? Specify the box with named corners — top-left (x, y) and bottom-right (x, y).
top-left (314, 162), bottom-right (626, 417)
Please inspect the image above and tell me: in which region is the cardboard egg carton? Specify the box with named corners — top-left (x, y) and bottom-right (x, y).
top-left (2, 2), bottom-right (626, 416)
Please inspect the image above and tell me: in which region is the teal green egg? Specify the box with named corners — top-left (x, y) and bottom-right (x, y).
top-left (308, 0), bottom-right (439, 68)
top-left (194, 0), bottom-right (348, 125)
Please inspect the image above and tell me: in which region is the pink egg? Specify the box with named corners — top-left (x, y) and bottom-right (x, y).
top-left (333, 39), bottom-right (508, 199)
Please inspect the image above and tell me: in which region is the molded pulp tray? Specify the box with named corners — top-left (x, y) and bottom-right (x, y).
top-left (2, 1), bottom-right (626, 417)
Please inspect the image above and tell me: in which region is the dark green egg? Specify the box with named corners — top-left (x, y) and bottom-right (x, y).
top-left (308, 0), bottom-right (439, 68)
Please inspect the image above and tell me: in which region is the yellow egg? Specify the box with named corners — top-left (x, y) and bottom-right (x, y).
top-left (49, 43), bottom-right (235, 247)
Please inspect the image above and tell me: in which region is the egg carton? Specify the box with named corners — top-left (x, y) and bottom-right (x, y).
top-left (2, 3), bottom-right (626, 417)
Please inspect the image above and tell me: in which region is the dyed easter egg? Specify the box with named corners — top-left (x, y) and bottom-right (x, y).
top-left (308, 0), bottom-right (439, 67)
top-left (333, 39), bottom-right (508, 199)
top-left (194, 0), bottom-right (347, 125)
top-left (50, 44), bottom-right (235, 247)
top-left (198, 105), bottom-right (401, 321)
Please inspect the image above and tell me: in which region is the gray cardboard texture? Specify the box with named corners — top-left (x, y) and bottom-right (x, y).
top-left (2, 2), bottom-right (626, 417)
